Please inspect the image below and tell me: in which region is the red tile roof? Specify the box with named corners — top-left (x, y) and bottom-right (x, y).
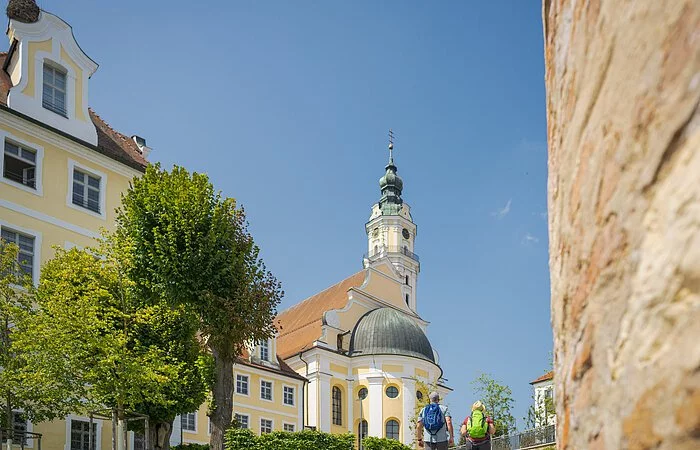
top-left (530, 371), bottom-right (554, 384)
top-left (275, 271), bottom-right (366, 359)
top-left (0, 52), bottom-right (146, 172)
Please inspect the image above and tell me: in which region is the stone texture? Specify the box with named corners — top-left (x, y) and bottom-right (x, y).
top-left (543, 0), bottom-right (700, 448)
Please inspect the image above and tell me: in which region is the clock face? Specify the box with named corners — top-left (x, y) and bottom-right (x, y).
top-left (402, 228), bottom-right (410, 239)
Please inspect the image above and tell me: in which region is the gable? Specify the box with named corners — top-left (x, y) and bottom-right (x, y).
top-left (6, 10), bottom-right (98, 144)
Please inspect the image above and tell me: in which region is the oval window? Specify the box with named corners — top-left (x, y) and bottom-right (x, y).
top-left (386, 386), bottom-right (399, 399)
top-left (358, 387), bottom-right (368, 400)
top-left (416, 390), bottom-right (424, 401)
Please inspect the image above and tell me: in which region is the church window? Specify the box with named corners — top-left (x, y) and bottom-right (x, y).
top-left (332, 386), bottom-right (343, 425)
top-left (358, 420), bottom-right (368, 449)
top-left (358, 387), bottom-right (368, 400)
top-left (386, 386), bottom-right (399, 399)
top-left (42, 62), bottom-right (67, 116)
top-left (385, 419), bottom-right (400, 440)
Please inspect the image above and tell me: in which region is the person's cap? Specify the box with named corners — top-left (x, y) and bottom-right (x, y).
top-left (429, 391), bottom-right (440, 402)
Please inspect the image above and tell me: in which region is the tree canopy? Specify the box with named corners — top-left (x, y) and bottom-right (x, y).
top-left (471, 373), bottom-right (516, 436)
top-left (114, 164), bottom-right (282, 450)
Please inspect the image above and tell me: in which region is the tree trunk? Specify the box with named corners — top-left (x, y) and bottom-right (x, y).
top-left (148, 420), bottom-right (172, 450)
top-left (209, 345), bottom-right (233, 450)
top-left (4, 394), bottom-right (12, 450)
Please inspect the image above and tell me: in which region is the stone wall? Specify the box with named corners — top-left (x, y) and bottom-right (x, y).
top-left (543, 1), bottom-right (700, 449)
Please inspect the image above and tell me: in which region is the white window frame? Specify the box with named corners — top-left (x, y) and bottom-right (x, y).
top-left (0, 220), bottom-right (42, 287)
top-left (41, 61), bottom-right (68, 117)
top-left (236, 374), bottom-right (249, 397)
top-left (65, 415), bottom-right (102, 450)
top-left (259, 417), bottom-right (273, 435)
top-left (234, 413), bottom-right (249, 430)
top-left (0, 132), bottom-right (44, 196)
top-left (66, 159), bottom-right (107, 220)
top-left (282, 422), bottom-right (295, 432)
top-left (259, 339), bottom-right (270, 361)
top-left (180, 412), bottom-right (198, 433)
top-left (260, 379), bottom-right (273, 402)
top-left (283, 385), bottom-right (295, 407)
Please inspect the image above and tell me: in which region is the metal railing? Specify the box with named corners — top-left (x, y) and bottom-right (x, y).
top-left (364, 246), bottom-right (420, 263)
top-left (0, 429), bottom-right (42, 450)
top-left (454, 425), bottom-right (556, 450)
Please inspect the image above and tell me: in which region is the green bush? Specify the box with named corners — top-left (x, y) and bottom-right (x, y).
top-left (361, 437), bottom-right (413, 450)
top-left (224, 428), bottom-right (354, 450)
top-left (172, 445), bottom-right (210, 450)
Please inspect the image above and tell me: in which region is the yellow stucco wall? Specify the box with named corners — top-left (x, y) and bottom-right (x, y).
top-left (21, 39), bottom-right (52, 97)
top-left (382, 379), bottom-right (404, 437)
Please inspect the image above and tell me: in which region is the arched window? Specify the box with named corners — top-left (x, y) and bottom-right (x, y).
top-left (332, 386), bottom-right (342, 426)
top-left (358, 420), bottom-right (368, 449)
top-left (386, 419), bottom-right (400, 440)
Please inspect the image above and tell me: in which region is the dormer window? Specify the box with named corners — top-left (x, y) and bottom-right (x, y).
top-left (42, 63), bottom-right (67, 116)
top-left (259, 339), bottom-right (270, 362)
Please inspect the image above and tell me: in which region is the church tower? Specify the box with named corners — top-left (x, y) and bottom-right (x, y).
top-left (364, 135), bottom-right (420, 311)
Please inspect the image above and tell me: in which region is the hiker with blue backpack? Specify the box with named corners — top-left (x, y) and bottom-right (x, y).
top-left (460, 400), bottom-right (496, 449)
top-left (416, 391), bottom-right (454, 449)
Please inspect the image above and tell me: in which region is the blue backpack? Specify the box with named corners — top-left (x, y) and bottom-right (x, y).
top-left (422, 403), bottom-right (445, 435)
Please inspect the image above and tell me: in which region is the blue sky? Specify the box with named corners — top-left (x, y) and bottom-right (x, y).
top-left (41, 0), bottom-right (551, 428)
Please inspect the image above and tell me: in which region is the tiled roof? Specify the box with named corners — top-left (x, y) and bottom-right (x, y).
top-left (530, 371), bottom-right (554, 384)
top-left (276, 271), bottom-right (366, 359)
top-left (235, 356), bottom-right (307, 382)
top-left (0, 52), bottom-right (147, 172)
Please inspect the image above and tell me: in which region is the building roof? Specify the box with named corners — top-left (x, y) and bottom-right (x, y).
top-left (0, 52), bottom-right (147, 172)
top-left (275, 271), bottom-right (366, 359)
top-left (349, 307), bottom-right (435, 362)
top-left (235, 356), bottom-right (308, 383)
top-left (530, 371), bottom-right (554, 384)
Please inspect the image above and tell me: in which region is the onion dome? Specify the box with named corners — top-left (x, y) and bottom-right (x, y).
top-left (349, 308), bottom-right (435, 362)
top-left (7, 0), bottom-right (40, 23)
top-left (378, 142), bottom-right (404, 215)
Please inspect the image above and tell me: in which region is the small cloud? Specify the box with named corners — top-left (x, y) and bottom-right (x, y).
top-left (522, 233), bottom-right (539, 245)
top-left (492, 199), bottom-right (512, 219)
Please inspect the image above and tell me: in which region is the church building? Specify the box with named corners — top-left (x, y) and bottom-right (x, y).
top-left (275, 141), bottom-right (450, 446)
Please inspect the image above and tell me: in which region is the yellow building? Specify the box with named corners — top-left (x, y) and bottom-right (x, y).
top-left (172, 343), bottom-right (306, 445)
top-left (0, 1), bottom-right (148, 449)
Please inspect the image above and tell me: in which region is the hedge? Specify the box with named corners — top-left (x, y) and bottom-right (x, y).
top-left (224, 428), bottom-right (354, 450)
top-left (361, 436), bottom-right (413, 450)
top-left (172, 445), bottom-right (210, 450)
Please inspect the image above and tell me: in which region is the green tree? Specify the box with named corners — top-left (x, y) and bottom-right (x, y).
top-left (0, 240), bottom-right (33, 444)
top-left (11, 245), bottom-right (205, 450)
top-left (471, 373), bottom-right (516, 437)
top-left (114, 164), bottom-right (282, 450)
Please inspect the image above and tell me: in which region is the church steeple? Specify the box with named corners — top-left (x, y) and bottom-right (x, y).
top-left (378, 137), bottom-right (404, 215)
top-left (365, 131), bottom-right (420, 311)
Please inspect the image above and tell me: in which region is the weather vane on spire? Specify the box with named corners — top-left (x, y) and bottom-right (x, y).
top-left (388, 129), bottom-right (395, 162)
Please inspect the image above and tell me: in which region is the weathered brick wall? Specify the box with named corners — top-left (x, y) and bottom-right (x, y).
top-left (543, 1), bottom-right (700, 449)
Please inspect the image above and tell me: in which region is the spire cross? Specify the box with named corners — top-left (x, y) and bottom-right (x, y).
top-left (388, 129), bottom-right (395, 162)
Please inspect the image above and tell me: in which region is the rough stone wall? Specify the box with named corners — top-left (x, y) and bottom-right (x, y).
top-left (543, 1), bottom-right (700, 449)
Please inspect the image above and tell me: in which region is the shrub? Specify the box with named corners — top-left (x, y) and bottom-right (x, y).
top-left (224, 428), bottom-right (354, 450)
top-left (361, 437), bottom-right (413, 450)
top-left (172, 445), bottom-right (210, 450)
